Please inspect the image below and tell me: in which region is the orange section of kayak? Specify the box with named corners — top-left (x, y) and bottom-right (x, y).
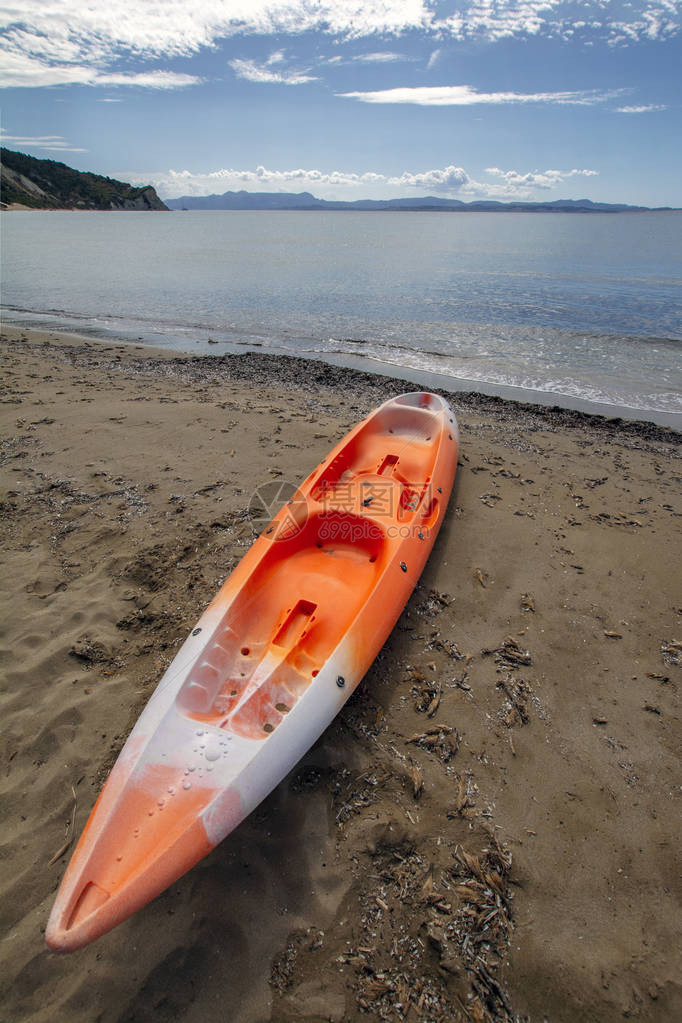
top-left (47, 761), bottom-right (222, 952)
top-left (45, 392), bottom-right (459, 952)
top-left (180, 393), bottom-right (458, 739)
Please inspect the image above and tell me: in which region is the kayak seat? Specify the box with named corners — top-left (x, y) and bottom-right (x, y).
top-left (310, 421), bottom-right (438, 522)
top-left (177, 512), bottom-right (386, 738)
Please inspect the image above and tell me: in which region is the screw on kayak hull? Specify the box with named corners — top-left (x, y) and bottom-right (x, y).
top-left (336, 676), bottom-right (345, 688)
top-left (400, 562), bottom-right (408, 572)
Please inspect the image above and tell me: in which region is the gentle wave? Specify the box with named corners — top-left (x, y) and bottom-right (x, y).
top-left (4, 303), bottom-right (681, 418)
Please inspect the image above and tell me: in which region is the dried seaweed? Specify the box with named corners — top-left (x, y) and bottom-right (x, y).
top-left (482, 636), bottom-right (532, 669)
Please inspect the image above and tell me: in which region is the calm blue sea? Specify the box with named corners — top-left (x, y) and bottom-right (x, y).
top-left (2, 210), bottom-right (681, 423)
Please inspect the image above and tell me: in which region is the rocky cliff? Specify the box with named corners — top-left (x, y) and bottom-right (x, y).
top-left (0, 148), bottom-right (167, 211)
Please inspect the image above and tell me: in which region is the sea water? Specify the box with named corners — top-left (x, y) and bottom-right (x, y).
top-left (2, 210), bottom-right (680, 423)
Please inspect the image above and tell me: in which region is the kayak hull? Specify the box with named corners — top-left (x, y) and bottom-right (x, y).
top-left (46, 392), bottom-right (459, 952)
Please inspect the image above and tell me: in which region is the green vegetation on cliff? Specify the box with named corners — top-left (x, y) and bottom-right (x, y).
top-left (0, 148), bottom-right (167, 210)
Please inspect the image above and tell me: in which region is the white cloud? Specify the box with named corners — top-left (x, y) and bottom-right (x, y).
top-left (390, 165), bottom-right (471, 189)
top-left (0, 2), bottom-right (432, 90)
top-left (319, 50), bottom-right (411, 68)
top-left (441, 2), bottom-right (681, 45)
top-left (96, 71), bottom-right (200, 89)
top-left (0, 2), bottom-right (679, 90)
top-left (617, 103), bottom-right (667, 112)
top-left (426, 48), bottom-right (442, 70)
top-left (485, 166), bottom-right (599, 190)
top-left (229, 51), bottom-right (316, 84)
top-left (139, 160), bottom-right (599, 202)
top-left (151, 165), bottom-right (388, 195)
top-left (0, 132), bottom-right (88, 153)
top-left (608, 5), bottom-right (681, 46)
top-left (350, 51), bottom-right (407, 63)
top-left (339, 84), bottom-right (623, 106)
top-left (0, 46), bottom-right (200, 89)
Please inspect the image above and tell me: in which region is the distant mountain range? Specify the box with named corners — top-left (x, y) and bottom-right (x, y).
top-left (0, 148), bottom-right (167, 210)
top-left (1, 149), bottom-right (674, 214)
top-left (165, 189), bottom-right (676, 213)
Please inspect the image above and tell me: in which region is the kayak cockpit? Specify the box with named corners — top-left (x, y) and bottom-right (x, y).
top-left (176, 511), bottom-right (386, 737)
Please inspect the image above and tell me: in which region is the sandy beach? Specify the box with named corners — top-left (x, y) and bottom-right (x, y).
top-left (1, 325), bottom-right (680, 1022)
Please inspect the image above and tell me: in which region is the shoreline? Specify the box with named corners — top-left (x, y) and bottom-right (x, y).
top-left (1, 326), bottom-right (680, 1022)
top-left (2, 321), bottom-right (680, 432)
top-left (3, 204), bottom-right (680, 215)
top-left (315, 348), bottom-right (682, 430)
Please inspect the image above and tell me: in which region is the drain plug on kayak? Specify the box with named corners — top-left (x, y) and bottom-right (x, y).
top-left (336, 676), bottom-right (345, 688)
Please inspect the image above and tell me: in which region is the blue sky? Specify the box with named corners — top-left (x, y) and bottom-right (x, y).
top-left (1, 1), bottom-right (680, 206)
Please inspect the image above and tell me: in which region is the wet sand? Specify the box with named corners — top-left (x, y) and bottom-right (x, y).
top-left (1, 325), bottom-right (680, 1022)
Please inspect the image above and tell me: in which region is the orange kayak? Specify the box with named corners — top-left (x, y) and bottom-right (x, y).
top-left (46, 391), bottom-right (459, 952)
